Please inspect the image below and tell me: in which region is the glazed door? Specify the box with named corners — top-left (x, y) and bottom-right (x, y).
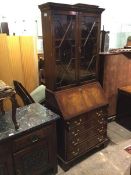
top-left (53, 12), bottom-right (77, 88)
top-left (79, 13), bottom-right (100, 82)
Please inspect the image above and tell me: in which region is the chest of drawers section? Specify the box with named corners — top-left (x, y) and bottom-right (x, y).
top-left (48, 82), bottom-right (108, 170)
top-left (57, 106), bottom-right (108, 163)
top-left (65, 107), bottom-right (108, 160)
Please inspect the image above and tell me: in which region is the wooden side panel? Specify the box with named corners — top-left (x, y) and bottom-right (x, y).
top-left (19, 36), bottom-right (39, 93)
top-left (0, 34), bottom-right (13, 110)
top-left (7, 36), bottom-right (25, 85)
top-left (101, 53), bottom-right (131, 116)
top-left (0, 35), bottom-right (39, 110)
top-left (41, 10), bottom-right (56, 90)
top-left (0, 34), bottom-right (13, 85)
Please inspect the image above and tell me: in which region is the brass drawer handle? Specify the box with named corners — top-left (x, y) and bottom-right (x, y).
top-left (74, 119), bottom-right (82, 125)
top-left (72, 148), bottom-right (80, 156)
top-left (97, 129), bottom-right (103, 133)
top-left (98, 120), bottom-right (103, 124)
top-left (66, 121), bottom-right (70, 125)
top-left (98, 136), bottom-right (104, 142)
top-left (31, 135), bottom-right (39, 143)
top-left (72, 139), bottom-right (79, 145)
top-left (72, 142), bottom-right (78, 146)
top-left (72, 129), bottom-right (80, 134)
top-left (98, 138), bottom-right (102, 142)
top-left (96, 112), bottom-right (101, 117)
top-left (72, 129), bottom-right (80, 136)
top-left (74, 133), bottom-right (78, 136)
top-left (96, 109), bottom-right (105, 115)
top-left (72, 132), bottom-right (78, 136)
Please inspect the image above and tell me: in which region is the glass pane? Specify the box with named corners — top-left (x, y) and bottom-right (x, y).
top-left (53, 14), bottom-right (76, 88)
top-left (79, 16), bottom-right (99, 81)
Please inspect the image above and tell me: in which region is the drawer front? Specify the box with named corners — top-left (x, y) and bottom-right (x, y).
top-left (67, 125), bottom-right (107, 149)
top-left (13, 125), bottom-right (53, 152)
top-left (65, 107), bottom-right (108, 130)
top-left (66, 114), bottom-right (107, 136)
top-left (66, 134), bottom-right (106, 161)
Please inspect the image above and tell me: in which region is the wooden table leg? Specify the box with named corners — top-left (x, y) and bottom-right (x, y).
top-left (0, 99), bottom-right (5, 115)
top-left (11, 94), bottom-right (19, 130)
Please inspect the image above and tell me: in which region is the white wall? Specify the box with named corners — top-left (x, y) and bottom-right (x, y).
top-left (0, 0), bottom-right (131, 48)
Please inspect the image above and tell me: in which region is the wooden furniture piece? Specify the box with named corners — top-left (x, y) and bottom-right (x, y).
top-left (13, 80), bottom-right (35, 105)
top-left (100, 28), bottom-right (109, 52)
top-left (0, 103), bottom-right (59, 175)
top-left (0, 80), bottom-right (19, 129)
top-left (39, 2), bottom-right (104, 90)
top-left (116, 86), bottom-right (131, 130)
top-left (46, 82), bottom-right (109, 170)
top-left (99, 52), bottom-right (131, 117)
top-left (13, 80), bottom-right (45, 105)
top-left (39, 2), bottom-right (108, 170)
top-left (52, 82), bottom-right (108, 170)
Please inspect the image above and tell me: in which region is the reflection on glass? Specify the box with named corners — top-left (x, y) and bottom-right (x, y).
top-left (53, 14), bottom-right (99, 88)
top-left (54, 15), bottom-right (76, 87)
top-left (80, 16), bottom-right (99, 81)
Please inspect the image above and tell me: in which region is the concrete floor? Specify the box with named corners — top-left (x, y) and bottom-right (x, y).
top-left (57, 121), bottom-right (131, 175)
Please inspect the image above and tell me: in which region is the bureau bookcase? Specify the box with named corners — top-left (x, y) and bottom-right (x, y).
top-left (39, 2), bottom-right (108, 170)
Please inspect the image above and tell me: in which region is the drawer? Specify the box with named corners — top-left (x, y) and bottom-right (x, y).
top-left (13, 125), bottom-right (53, 152)
top-left (66, 115), bottom-right (106, 132)
top-left (65, 107), bottom-right (108, 130)
top-left (67, 125), bottom-right (107, 148)
top-left (66, 134), bottom-right (106, 161)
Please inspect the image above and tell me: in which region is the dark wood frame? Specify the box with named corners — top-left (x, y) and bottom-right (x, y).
top-left (39, 2), bottom-right (107, 171)
top-left (39, 2), bottom-right (104, 91)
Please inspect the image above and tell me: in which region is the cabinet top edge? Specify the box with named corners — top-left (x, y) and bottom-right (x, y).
top-left (39, 2), bottom-right (105, 13)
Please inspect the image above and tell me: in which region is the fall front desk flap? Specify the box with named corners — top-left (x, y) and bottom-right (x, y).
top-left (55, 82), bottom-right (108, 120)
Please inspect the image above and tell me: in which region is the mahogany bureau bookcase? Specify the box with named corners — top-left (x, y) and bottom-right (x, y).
top-left (39, 2), bottom-right (108, 171)
top-left (0, 103), bottom-right (59, 175)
